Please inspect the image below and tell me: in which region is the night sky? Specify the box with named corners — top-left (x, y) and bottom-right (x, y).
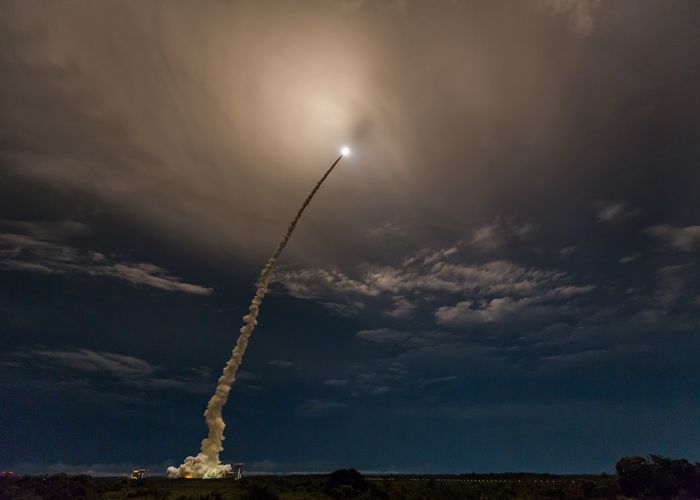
top-left (2, 0), bottom-right (700, 475)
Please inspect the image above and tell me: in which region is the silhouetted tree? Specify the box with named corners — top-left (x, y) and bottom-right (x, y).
top-left (616, 454), bottom-right (700, 499)
top-left (617, 456), bottom-right (653, 497)
top-left (325, 469), bottom-right (369, 498)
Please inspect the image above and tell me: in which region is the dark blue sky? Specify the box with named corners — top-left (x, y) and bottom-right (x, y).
top-left (1, 0), bottom-right (699, 475)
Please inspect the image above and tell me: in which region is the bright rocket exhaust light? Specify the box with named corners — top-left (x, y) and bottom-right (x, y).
top-left (340, 146), bottom-right (350, 156)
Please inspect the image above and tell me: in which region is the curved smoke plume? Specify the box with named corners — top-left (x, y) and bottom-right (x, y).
top-left (168, 154), bottom-right (344, 479)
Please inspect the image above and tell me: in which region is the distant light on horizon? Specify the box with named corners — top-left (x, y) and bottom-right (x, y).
top-left (341, 146), bottom-right (350, 156)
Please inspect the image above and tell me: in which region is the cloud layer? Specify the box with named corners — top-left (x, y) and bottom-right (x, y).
top-left (0, 220), bottom-right (212, 295)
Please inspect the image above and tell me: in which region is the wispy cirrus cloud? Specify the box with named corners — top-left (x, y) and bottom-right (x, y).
top-left (357, 328), bottom-right (411, 345)
top-left (0, 221), bottom-right (212, 295)
top-left (4, 348), bottom-right (214, 397)
top-left (29, 348), bottom-right (155, 378)
top-left (356, 329), bottom-right (456, 347)
top-left (324, 378), bottom-right (348, 386)
top-left (470, 216), bottom-right (534, 251)
top-left (268, 359), bottom-right (296, 369)
top-left (0, 219), bottom-right (91, 240)
top-left (295, 399), bottom-right (347, 418)
top-left (541, 0), bottom-right (602, 37)
top-left (646, 224), bottom-right (700, 252)
top-left (594, 200), bottom-right (638, 224)
top-left (619, 254), bottom-right (640, 264)
top-left (654, 264), bottom-right (693, 309)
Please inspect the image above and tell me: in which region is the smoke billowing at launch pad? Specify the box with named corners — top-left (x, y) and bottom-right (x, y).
top-left (167, 152), bottom-right (346, 479)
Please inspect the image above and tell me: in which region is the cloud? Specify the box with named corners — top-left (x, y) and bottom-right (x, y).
top-left (470, 216), bottom-right (534, 251)
top-left (4, 348), bottom-right (214, 397)
top-left (560, 246), bottom-right (577, 257)
top-left (335, 0), bottom-right (370, 12)
top-left (103, 263), bottom-right (213, 295)
top-left (274, 268), bottom-right (376, 299)
top-left (655, 264), bottom-right (692, 308)
top-left (539, 348), bottom-right (611, 365)
top-left (387, 296), bottom-right (415, 318)
top-left (541, 285), bottom-right (595, 300)
top-left (267, 359), bottom-right (295, 368)
top-left (0, 376), bottom-right (141, 406)
top-left (357, 328), bottom-right (412, 344)
top-left (619, 254), bottom-right (640, 264)
top-left (0, 226), bottom-right (213, 295)
top-left (296, 399), bottom-right (347, 417)
top-left (136, 376), bottom-right (213, 396)
top-left (272, 267), bottom-right (375, 314)
top-left (318, 365), bottom-right (409, 397)
top-left (363, 259), bottom-right (568, 297)
top-left (0, 0), bottom-right (696, 281)
top-left (274, 242), bottom-right (594, 325)
top-left (411, 375), bottom-right (458, 389)
top-left (428, 260), bottom-right (579, 298)
top-left (0, 219), bottom-right (90, 240)
top-left (541, 0), bottom-right (602, 37)
top-left (435, 297), bottom-right (557, 326)
top-left (364, 221), bottom-right (407, 240)
top-left (434, 282), bottom-right (593, 326)
top-left (30, 348), bottom-right (156, 378)
top-left (646, 224), bottom-right (700, 251)
top-left (356, 329), bottom-right (457, 349)
top-left (420, 246), bottom-right (459, 266)
top-left (594, 200), bottom-right (636, 224)
top-left (324, 378), bottom-right (348, 386)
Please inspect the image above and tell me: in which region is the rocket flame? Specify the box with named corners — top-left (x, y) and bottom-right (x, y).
top-left (168, 153), bottom-right (345, 479)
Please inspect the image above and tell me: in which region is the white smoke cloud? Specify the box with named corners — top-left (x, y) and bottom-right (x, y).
top-left (167, 454), bottom-right (232, 479)
top-left (168, 155), bottom-right (344, 478)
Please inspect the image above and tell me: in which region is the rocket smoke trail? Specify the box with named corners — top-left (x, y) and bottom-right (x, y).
top-left (168, 153), bottom-right (345, 479)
